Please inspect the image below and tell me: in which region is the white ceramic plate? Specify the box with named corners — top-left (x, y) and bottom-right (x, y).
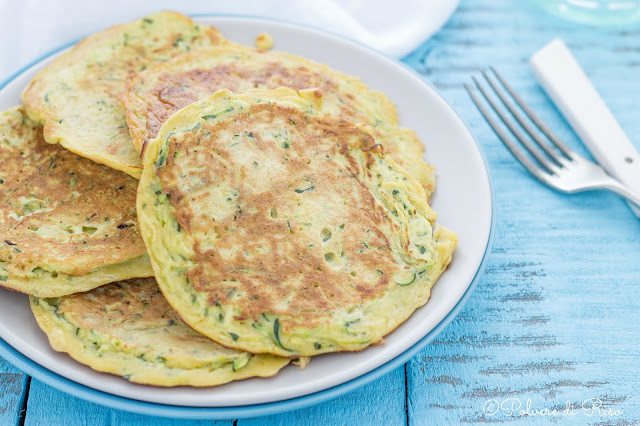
top-left (0, 16), bottom-right (492, 408)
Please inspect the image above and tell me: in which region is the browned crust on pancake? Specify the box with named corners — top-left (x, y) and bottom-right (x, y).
top-left (128, 59), bottom-right (344, 155)
top-left (54, 278), bottom-right (218, 350)
top-left (123, 46), bottom-right (398, 155)
top-left (157, 104), bottom-right (406, 327)
top-left (0, 107), bottom-right (145, 275)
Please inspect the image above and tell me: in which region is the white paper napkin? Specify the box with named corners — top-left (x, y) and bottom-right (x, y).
top-left (0, 0), bottom-right (459, 82)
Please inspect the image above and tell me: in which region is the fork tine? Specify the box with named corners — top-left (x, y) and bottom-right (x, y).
top-left (481, 69), bottom-right (563, 167)
top-left (489, 66), bottom-right (574, 159)
top-left (471, 76), bottom-right (558, 175)
top-left (464, 83), bottom-right (549, 181)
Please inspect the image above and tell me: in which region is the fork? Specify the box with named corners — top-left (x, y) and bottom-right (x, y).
top-left (464, 67), bottom-right (640, 207)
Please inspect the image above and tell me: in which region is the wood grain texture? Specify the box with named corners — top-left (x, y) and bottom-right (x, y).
top-left (0, 357), bottom-right (28, 425)
top-left (20, 367), bottom-right (404, 426)
top-left (403, 0), bottom-right (640, 424)
top-left (24, 379), bottom-right (232, 426)
top-left (1, 0), bottom-right (640, 424)
top-left (239, 366), bottom-right (406, 426)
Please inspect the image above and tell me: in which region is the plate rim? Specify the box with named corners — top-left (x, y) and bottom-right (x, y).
top-left (0, 14), bottom-right (494, 419)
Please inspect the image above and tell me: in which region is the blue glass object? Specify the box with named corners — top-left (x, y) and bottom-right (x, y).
top-left (535, 0), bottom-right (640, 25)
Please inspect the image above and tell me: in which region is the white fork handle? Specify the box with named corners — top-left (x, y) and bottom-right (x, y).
top-left (600, 179), bottom-right (640, 207)
top-left (530, 39), bottom-right (640, 217)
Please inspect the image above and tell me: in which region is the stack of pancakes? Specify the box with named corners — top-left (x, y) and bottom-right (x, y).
top-left (1, 11), bottom-right (456, 387)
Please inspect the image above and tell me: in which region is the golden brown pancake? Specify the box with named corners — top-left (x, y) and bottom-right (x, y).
top-left (137, 88), bottom-right (457, 356)
top-left (0, 106), bottom-right (152, 297)
top-left (31, 278), bottom-right (289, 387)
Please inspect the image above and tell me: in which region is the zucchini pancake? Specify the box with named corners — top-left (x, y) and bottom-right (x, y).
top-left (21, 11), bottom-right (227, 178)
top-left (137, 88), bottom-right (457, 357)
top-left (30, 278), bottom-right (289, 387)
top-left (123, 45), bottom-right (435, 195)
top-left (0, 107), bottom-right (152, 297)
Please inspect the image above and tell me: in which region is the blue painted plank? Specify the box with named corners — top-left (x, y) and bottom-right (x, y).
top-left (0, 357), bottom-right (28, 426)
top-left (403, 0), bottom-right (640, 425)
top-left (23, 366), bottom-right (405, 425)
top-left (240, 366), bottom-right (406, 426)
top-left (24, 379), bottom-right (231, 426)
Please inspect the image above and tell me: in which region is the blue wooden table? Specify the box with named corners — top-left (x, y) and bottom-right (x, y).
top-left (2, 1), bottom-right (639, 424)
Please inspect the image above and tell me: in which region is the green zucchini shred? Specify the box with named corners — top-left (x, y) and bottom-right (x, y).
top-left (273, 318), bottom-right (292, 351)
top-left (294, 185), bottom-right (315, 194)
top-left (155, 132), bottom-right (174, 168)
top-left (394, 271), bottom-right (417, 286)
